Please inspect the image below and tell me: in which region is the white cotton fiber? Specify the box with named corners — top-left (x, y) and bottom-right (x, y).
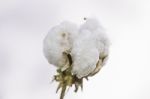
top-left (43, 18), bottom-right (110, 78)
top-left (71, 29), bottom-right (99, 78)
top-left (43, 21), bottom-right (78, 69)
top-left (71, 18), bottom-right (110, 78)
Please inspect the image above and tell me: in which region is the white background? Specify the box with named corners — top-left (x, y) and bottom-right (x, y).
top-left (0, 0), bottom-right (150, 99)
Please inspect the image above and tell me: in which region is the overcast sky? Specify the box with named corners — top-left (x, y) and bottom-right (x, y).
top-left (0, 0), bottom-right (150, 99)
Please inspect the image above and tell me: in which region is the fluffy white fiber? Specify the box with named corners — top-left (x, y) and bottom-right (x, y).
top-left (43, 21), bottom-right (78, 68)
top-left (43, 18), bottom-right (109, 78)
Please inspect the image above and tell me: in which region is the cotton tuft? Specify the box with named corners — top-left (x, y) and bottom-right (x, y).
top-left (43, 21), bottom-right (78, 69)
top-left (43, 18), bottom-right (110, 78)
top-left (71, 18), bottom-right (110, 78)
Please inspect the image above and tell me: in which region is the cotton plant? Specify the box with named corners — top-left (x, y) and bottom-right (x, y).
top-left (43, 18), bottom-right (110, 99)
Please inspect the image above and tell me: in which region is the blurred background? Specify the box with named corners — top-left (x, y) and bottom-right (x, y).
top-left (0, 0), bottom-right (150, 99)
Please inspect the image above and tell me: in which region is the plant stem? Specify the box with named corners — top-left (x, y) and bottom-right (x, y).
top-left (60, 85), bottom-right (67, 99)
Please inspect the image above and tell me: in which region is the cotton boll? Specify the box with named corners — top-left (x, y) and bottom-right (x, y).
top-left (43, 18), bottom-right (110, 99)
top-left (71, 30), bottom-right (99, 78)
top-left (43, 21), bottom-right (78, 69)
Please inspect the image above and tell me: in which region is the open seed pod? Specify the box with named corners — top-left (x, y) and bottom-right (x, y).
top-left (43, 18), bottom-right (110, 99)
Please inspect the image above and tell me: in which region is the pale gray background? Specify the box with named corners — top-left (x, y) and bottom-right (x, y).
top-left (0, 0), bottom-right (150, 99)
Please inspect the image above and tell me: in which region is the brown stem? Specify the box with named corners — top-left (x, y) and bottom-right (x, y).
top-left (60, 85), bottom-right (66, 99)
